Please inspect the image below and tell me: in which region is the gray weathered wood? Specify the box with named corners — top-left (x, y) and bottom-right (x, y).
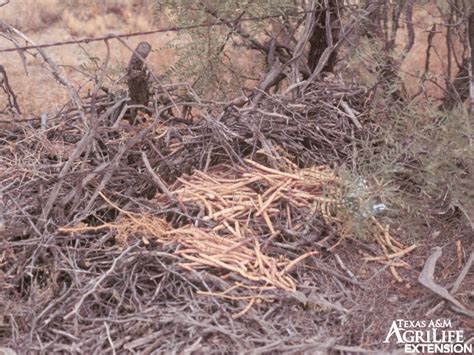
top-left (127, 41), bottom-right (152, 124)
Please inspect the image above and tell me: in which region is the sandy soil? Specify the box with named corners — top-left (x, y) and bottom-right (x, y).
top-left (0, 0), bottom-right (177, 114)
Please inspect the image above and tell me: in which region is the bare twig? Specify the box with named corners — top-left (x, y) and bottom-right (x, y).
top-left (141, 151), bottom-right (174, 203)
top-left (426, 252), bottom-right (474, 316)
top-left (0, 64), bottom-right (21, 114)
top-left (0, 20), bottom-right (87, 125)
top-left (340, 100), bottom-right (362, 129)
top-left (64, 243), bottom-right (137, 320)
top-left (419, 247), bottom-right (474, 317)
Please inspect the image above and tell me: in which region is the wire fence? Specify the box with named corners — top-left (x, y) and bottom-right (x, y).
top-left (0, 10), bottom-right (315, 53)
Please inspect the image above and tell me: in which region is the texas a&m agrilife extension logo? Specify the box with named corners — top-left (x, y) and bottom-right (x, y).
top-left (384, 319), bottom-right (472, 353)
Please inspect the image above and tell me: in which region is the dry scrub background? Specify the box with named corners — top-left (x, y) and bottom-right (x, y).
top-left (0, 0), bottom-right (172, 113)
top-left (0, 0), bottom-right (464, 114)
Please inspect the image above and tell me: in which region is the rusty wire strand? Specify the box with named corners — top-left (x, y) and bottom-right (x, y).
top-left (0, 10), bottom-right (320, 53)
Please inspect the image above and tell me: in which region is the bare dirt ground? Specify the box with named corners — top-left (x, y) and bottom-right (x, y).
top-left (1, 1), bottom-right (473, 354)
top-left (0, 0), bottom-right (176, 113)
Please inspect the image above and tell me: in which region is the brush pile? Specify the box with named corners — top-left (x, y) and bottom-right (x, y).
top-left (59, 160), bottom-right (341, 301)
top-left (1, 77), bottom-right (412, 353)
top-left (1, 76), bottom-right (373, 229)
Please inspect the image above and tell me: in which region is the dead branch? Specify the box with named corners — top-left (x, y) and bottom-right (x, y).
top-left (426, 252), bottom-right (474, 316)
top-left (0, 64), bottom-right (21, 114)
top-left (288, 1), bottom-right (382, 93)
top-left (418, 247), bottom-right (474, 317)
top-left (308, 0), bottom-right (340, 74)
top-left (400, 0), bottom-right (415, 61)
top-left (0, 21), bottom-right (87, 125)
top-left (141, 151), bottom-right (174, 203)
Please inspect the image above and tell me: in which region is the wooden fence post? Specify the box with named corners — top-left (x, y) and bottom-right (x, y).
top-left (127, 41), bottom-right (152, 124)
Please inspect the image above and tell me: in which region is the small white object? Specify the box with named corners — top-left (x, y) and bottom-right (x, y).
top-left (372, 203), bottom-right (386, 214)
top-left (40, 113), bottom-right (48, 130)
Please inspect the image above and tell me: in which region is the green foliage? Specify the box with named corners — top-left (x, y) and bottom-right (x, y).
top-left (352, 100), bottom-right (473, 235)
top-left (327, 19), bottom-right (473, 232)
top-left (420, 108), bottom-right (473, 207)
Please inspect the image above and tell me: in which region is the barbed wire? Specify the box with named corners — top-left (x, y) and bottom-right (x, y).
top-left (0, 10), bottom-right (317, 53)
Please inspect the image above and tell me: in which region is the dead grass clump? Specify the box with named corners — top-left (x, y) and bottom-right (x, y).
top-left (55, 158), bottom-right (416, 314)
top-left (62, 0), bottom-right (154, 36)
top-left (57, 160), bottom-right (341, 297)
top-left (63, 11), bottom-right (123, 37)
top-left (0, 0), bottom-right (154, 34)
top-left (0, 0), bottom-right (63, 31)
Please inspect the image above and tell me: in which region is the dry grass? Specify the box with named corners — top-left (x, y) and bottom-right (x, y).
top-left (61, 0), bottom-right (153, 36)
top-left (0, 0), bottom-right (176, 114)
top-left (1, 0), bottom-right (63, 32)
top-left (1, 0), bottom-right (154, 33)
top-left (1, 1), bottom-right (463, 114)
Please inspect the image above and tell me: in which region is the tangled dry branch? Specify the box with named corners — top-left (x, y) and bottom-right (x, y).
top-left (0, 73), bottom-right (421, 352)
